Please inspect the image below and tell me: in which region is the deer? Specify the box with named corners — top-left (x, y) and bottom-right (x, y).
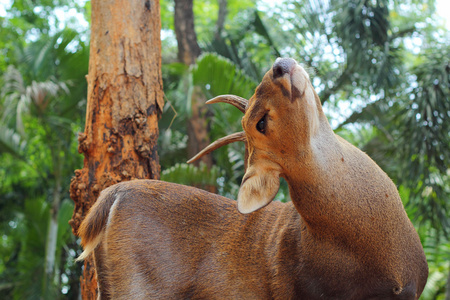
top-left (77, 58), bottom-right (428, 299)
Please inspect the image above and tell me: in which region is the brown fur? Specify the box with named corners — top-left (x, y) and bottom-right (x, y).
top-left (78, 58), bottom-right (428, 299)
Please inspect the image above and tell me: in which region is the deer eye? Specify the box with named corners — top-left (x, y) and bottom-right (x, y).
top-left (256, 114), bottom-right (267, 134)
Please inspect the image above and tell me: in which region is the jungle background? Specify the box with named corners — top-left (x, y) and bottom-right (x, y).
top-left (0, 0), bottom-right (448, 299)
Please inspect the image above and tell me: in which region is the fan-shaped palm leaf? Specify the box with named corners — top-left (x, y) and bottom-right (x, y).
top-left (0, 123), bottom-right (27, 161)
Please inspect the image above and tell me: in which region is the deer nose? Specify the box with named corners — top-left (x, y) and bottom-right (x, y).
top-left (272, 58), bottom-right (297, 79)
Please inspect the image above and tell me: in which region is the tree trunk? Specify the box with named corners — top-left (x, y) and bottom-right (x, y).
top-left (174, 0), bottom-right (201, 65)
top-left (215, 0), bottom-right (228, 40)
top-left (445, 264), bottom-right (450, 300)
top-left (174, 0), bottom-right (215, 194)
top-left (43, 137), bottom-right (63, 298)
top-left (186, 85), bottom-right (212, 166)
top-left (69, 1), bottom-right (164, 299)
top-left (43, 178), bottom-right (60, 297)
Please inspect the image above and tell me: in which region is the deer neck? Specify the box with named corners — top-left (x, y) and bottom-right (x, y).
top-left (285, 116), bottom-right (405, 245)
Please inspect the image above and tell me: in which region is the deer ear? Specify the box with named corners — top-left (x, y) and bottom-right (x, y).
top-left (237, 167), bottom-right (280, 214)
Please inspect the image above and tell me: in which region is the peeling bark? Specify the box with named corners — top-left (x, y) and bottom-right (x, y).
top-left (69, 1), bottom-right (163, 299)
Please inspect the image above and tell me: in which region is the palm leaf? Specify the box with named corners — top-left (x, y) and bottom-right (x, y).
top-left (161, 163), bottom-right (222, 190)
top-left (201, 9), bottom-right (280, 81)
top-left (192, 52), bottom-right (258, 99)
top-left (0, 124), bottom-right (26, 161)
top-left (191, 52), bottom-right (257, 138)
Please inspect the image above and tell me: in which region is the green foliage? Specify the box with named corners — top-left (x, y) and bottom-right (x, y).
top-left (161, 163), bottom-right (222, 188)
top-left (203, 10), bottom-right (281, 81)
top-left (339, 45), bottom-right (449, 234)
top-left (400, 47), bottom-right (450, 231)
top-left (159, 52), bottom-right (257, 197)
top-left (193, 52), bottom-right (258, 99)
top-left (420, 226), bottom-right (450, 299)
top-left (0, 197), bottom-right (76, 299)
top-left (193, 0), bottom-right (256, 42)
top-left (0, 124), bottom-right (26, 160)
top-left (333, 0), bottom-right (390, 64)
top-left (0, 3), bottom-right (88, 298)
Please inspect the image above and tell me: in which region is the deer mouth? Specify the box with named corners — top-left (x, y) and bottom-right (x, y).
top-left (272, 59), bottom-right (306, 103)
top-left (289, 65), bottom-right (306, 101)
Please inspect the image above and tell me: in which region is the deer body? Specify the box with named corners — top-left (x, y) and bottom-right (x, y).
top-left (83, 180), bottom-right (302, 299)
top-left (78, 58), bottom-right (428, 299)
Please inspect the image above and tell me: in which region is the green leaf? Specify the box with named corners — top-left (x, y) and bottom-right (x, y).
top-left (192, 52), bottom-right (258, 99)
top-left (0, 124), bottom-right (26, 161)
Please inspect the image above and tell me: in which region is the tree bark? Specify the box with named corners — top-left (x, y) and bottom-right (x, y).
top-left (69, 1), bottom-right (164, 299)
top-left (186, 85), bottom-right (212, 166)
top-left (43, 179), bottom-right (60, 297)
top-left (174, 0), bottom-right (201, 65)
top-left (445, 264), bottom-right (450, 300)
top-left (43, 133), bottom-right (63, 298)
top-left (215, 0), bottom-right (228, 40)
top-left (174, 0), bottom-right (215, 193)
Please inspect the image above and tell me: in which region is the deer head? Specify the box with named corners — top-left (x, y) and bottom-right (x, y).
top-left (190, 58), bottom-right (331, 213)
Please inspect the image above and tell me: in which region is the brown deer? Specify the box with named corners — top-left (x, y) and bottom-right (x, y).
top-left (77, 58), bottom-right (428, 299)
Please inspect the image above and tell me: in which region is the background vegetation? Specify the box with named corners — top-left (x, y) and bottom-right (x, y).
top-left (0, 0), bottom-right (448, 298)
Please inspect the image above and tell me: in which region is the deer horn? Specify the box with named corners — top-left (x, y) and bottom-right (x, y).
top-left (206, 95), bottom-right (248, 113)
top-left (187, 131), bottom-right (246, 164)
top-left (187, 95), bottom-right (248, 164)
